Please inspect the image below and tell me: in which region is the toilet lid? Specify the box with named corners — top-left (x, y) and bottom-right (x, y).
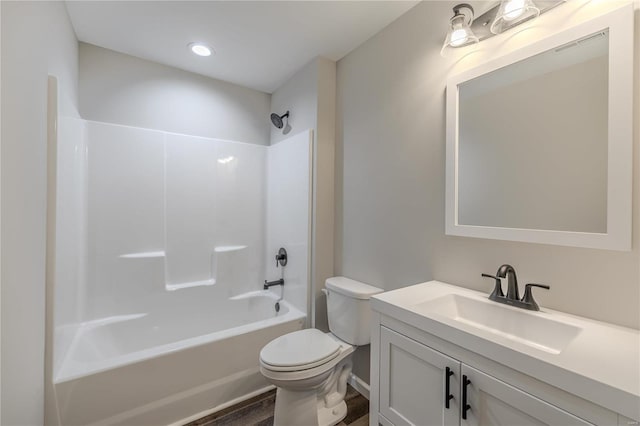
top-left (260, 329), bottom-right (341, 371)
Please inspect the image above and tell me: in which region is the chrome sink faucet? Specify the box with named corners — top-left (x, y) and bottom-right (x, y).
top-left (482, 264), bottom-right (550, 311)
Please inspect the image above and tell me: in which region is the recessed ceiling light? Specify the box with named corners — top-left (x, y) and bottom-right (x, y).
top-left (189, 43), bottom-right (213, 57)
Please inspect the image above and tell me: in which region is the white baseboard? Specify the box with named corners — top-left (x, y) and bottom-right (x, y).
top-left (171, 384), bottom-right (276, 426)
top-left (348, 373), bottom-right (370, 400)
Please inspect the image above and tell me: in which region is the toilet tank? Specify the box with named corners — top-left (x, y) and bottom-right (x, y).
top-left (324, 277), bottom-right (384, 346)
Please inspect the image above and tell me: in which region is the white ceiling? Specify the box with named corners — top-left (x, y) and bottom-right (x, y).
top-left (65, 1), bottom-right (420, 93)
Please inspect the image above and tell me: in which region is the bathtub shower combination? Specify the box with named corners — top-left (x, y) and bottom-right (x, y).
top-left (51, 118), bottom-right (312, 425)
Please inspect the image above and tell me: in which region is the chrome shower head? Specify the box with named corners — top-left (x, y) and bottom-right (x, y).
top-left (270, 111), bottom-right (289, 129)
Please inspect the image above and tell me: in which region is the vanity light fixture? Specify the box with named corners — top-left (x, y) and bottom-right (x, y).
top-left (441, 3), bottom-right (479, 57)
top-left (442, 0), bottom-right (564, 56)
top-left (189, 42), bottom-right (213, 57)
top-left (490, 0), bottom-right (541, 34)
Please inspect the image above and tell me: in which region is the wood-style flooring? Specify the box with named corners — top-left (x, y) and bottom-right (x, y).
top-left (186, 384), bottom-right (369, 426)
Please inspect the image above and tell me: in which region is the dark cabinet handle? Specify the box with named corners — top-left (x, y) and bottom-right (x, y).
top-left (462, 375), bottom-right (471, 420)
top-left (444, 367), bottom-right (454, 409)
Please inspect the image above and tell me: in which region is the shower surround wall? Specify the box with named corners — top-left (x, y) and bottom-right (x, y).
top-left (52, 118), bottom-right (312, 425)
top-left (85, 122), bottom-right (268, 318)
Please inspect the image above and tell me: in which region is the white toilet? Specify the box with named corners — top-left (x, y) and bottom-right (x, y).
top-left (259, 276), bottom-right (383, 426)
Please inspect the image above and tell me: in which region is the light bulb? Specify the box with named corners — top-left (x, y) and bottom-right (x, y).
top-left (503, 0), bottom-right (526, 21)
top-left (450, 28), bottom-right (470, 47)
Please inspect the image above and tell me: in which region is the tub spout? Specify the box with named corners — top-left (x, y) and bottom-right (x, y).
top-left (264, 278), bottom-right (284, 290)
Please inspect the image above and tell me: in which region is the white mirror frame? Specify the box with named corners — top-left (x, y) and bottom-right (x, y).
top-left (445, 4), bottom-right (634, 251)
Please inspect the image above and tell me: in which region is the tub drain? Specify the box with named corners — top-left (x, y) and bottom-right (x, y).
top-left (275, 302), bottom-right (280, 313)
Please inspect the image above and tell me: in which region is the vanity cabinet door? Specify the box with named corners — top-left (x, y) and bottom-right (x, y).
top-left (461, 365), bottom-right (593, 426)
top-left (379, 327), bottom-right (460, 426)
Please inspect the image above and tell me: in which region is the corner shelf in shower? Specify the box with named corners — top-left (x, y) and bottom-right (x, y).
top-left (166, 279), bottom-right (216, 291)
top-left (214, 245), bottom-right (247, 253)
top-left (119, 251), bottom-right (166, 259)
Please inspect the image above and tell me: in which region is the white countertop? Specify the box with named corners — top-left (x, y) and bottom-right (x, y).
top-left (371, 281), bottom-right (640, 420)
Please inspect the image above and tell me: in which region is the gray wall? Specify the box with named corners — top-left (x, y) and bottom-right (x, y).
top-left (1, 1), bottom-right (79, 424)
top-left (79, 43), bottom-right (271, 145)
top-left (270, 57), bottom-right (336, 332)
top-left (270, 59), bottom-right (318, 145)
top-left (335, 0), bottom-right (640, 382)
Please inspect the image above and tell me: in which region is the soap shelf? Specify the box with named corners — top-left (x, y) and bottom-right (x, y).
top-left (214, 245), bottom-right (247, 253)
top-left (119, 251), bottom-right (165, 259)
top-left (119, 247), bottom-right (245, 258)
top-left (166, 279), bottom-right (216, 291)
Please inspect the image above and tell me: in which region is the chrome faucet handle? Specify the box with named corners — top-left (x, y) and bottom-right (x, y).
top-left (482, 273), bottom-right (504, 301)
top-left (521, 283), bottom-right (550, 311)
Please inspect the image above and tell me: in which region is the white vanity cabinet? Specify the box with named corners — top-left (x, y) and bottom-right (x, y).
top-left (376, 326), bottom-right (591, 426)
top-left (369, 282), bottom-right (639, 426)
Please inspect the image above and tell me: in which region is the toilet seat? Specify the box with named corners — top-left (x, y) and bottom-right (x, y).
top-left (260, 329), bottom-right (341, 372)
top-left (260, 333), bottom-right (355, 385)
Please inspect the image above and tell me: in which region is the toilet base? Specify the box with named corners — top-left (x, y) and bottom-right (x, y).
top-left (318, 400), bottom-right (347, 426)
top-left (272, 388), bottom-right (348, 426)
top-left (271, 355), bottom-right (353, 426)
top-left (273, 388), bottom-right (320, 426)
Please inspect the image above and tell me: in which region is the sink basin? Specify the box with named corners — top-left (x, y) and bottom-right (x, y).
top-left (412, 294), bottom-right (582, 354)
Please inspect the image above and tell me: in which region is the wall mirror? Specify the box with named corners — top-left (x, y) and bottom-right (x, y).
top-left (445, 5), bottom-right (633, 250)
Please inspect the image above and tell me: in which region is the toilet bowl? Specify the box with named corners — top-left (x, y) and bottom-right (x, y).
top-left (259, 277), bottom-right (383, 426)
top-left (260, 329), bottom-right (355, 426)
